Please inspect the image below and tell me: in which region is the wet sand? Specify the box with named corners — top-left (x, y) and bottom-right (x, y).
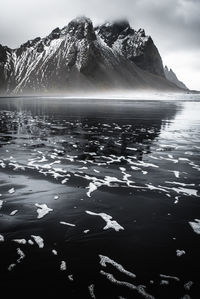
top-left (0, 97), bottom-right (200, 298)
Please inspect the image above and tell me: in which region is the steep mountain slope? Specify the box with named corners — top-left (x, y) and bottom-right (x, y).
top-left (0, 17), bottom-right (181, 95)
top-left (0, 45), bottom-right (14, 91)
top-left (95, 21), bottom-right (165, 77)
top-left (164, 66), bottom-right (188, 90)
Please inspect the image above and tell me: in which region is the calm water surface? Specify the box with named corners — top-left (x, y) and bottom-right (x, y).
top-left (0, 97), bottom-right (200, 298)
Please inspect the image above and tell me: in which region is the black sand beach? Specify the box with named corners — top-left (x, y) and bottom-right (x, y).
top-left (0, 96), bottom-right (200, 298)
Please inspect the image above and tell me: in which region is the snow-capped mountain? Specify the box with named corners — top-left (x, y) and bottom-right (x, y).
top-left (164, 66), bottom-right (188, 90)
top-left (0, 17), bottom-right (185, 95)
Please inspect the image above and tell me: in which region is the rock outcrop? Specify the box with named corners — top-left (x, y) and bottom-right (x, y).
top-left (164, 66), bottom-right (188, 90)
top-left (96, 21), bottom-right (165, 77)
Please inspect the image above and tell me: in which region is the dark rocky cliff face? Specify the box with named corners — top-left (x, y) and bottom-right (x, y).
top-left (164, 66), bottom-right (188, 90)
top-left (96, 22), bottom-right (165, 77)
top-left (0, 45), bottom-right (13, 92)
top-left (95, 21), bottom-right (133, 47)
top-left (0, 17), bottom-right (182, 94)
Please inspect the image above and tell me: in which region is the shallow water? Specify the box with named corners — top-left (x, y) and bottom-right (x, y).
top-left (0, 96), bottom-right (200, 298)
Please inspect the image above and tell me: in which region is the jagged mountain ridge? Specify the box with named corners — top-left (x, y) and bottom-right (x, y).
top-left (164, 66), bottom-right (188, 90)
top-left (0, 17), bottom-right (185, 94)
top-left (95, 21), bottom-right (165, 77)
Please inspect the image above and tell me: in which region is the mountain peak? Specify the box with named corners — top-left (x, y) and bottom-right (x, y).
top-left (137, 28), bottom-right (146, 37)
top-left (164, 65), bottom-right (188, 90)
top-left (61, 16), bottom-right (96, 41)
top-left (106, 19), bottom-right (130, 30)
top-left (95, 20), bottom-right (133, 47)
top-left (70, 16), bottom-right (92, 24)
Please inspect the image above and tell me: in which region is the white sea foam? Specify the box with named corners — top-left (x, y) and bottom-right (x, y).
top-left (31, 235), bottom-right (44, 248)
top-left (119, 168), bottom-right (134, 187)
top-left (171, 171), bottom-right (180, 178)
top-left (176, 250), bottom-right (186, 257)
top-left (142, 171), bottom-right (148, 175)
top-left (52, 249), bottom-right (58, 255)
top-left (146, 184), bottom-right (167, 193)
top-left (88, 284), bottom-right (96, 298)
top-left (60, 261), bottom-right (67, 271)
top-left (35, 203), bottom-right (53, 219)
top-left (131, 166), bottom-right (141, 170)
top-left (179, 158), bottom-right (190, 161)
top-left (189, 219), bottom-right (200, 234)
top-left (165, 181), bottom-right (195, 187)
top-left (178, 187), bottom-right (198, 196)
top-left (86, 182), bottom-right (98, 197)
top-left (60, 221), bottom-right (76, 227)
top-left (127, 147), bottom-right (137, 151)
top-left (8, 188), bottom-right (15, 194)
top-left (10, 210), bottom-right (18, 216)
top-left (86, 211), bottom-right (124, 232)
top-left (128, 161), bottom-right (158, 168)
top-left (159, 156), bottom-right (178, 163)
top-left (68, 274), bottom-right (74, 281)
top-left (149, 155), bottom-right (159, 160)
top-left (61, 178), bottom-right (68, 184)
top-left (93, 169), bottom-right (100, 173)
top-left (162, 186), bottom-right (199, 197)
top-left (17, 248), bottom-right (25, 263)
top-left (0, 200), bottom-right (3, 209)
top-left (189, 161), bottom-right (200, 172)
top-left (105, 175), bottom-right (124, 186)
top-left (100, 271), bottom-right (154, 299)
top-left (99, 255), bottom-right (136, 278)
top-left (28, 239), bottom-right (34, 245)
top-left (8, 263), bottom-right (16, 271)
top-left (174, 196), bottom-right (179, 204)
top-left (160, 274), bottom-right (180, 282)
top-left (37, 156), bottom-right (48, 163)
top-left (0, 234), bottom-right (4, 242)
top-left (184, 281), bottom-right (193, 291)
top-left (13, 239), bottom-right (27, 245)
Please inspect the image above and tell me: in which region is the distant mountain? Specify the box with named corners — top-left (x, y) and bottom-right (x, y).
top-left (164, 66), bottom-right (188, 90)
top-left (0, 17), bottom-right (184, 95)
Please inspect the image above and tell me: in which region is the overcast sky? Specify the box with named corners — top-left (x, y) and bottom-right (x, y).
top-left (0, 0), bottom-right (199, 90)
